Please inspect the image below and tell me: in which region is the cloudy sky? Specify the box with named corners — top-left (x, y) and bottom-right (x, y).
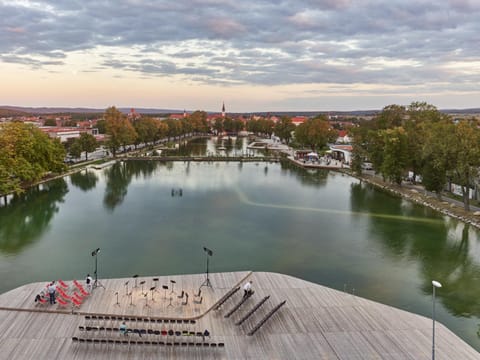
top-left (1, 0), bottom-right (479, 112)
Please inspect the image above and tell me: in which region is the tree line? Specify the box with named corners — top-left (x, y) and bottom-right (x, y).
top-left (350, 102), bottom-right (480, 210)
top-left (0, 122), bottom-right (66, 195)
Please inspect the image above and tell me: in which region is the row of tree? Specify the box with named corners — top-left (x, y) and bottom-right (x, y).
top-left (101, 107), bottom-right (339, 157)
top-left (351, 102), bottom-right (480, 210)
top-left (247, 115), bottom-right (336, 149)
top-left (0, 122), bottom-right (66, 195)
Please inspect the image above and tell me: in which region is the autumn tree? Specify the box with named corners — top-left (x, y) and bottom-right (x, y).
top-left (188, 111), bottom-right (208, 134)
top-left (104, 106), bottom-right (137, 156)
top-left (294, 115), bottom-right (336, 151)
top-left (274, 116), bottom-right (295, 144)
top-left (133, 117), bottom-right (159, 146)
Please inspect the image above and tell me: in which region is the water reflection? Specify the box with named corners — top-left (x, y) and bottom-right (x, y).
top-left (167, 137), bottom-right (262, 157)
top-left (103, 162), bottom-right (131, 211)
top-left (279, 159), bottom-right (328, 187)
top-left (0, 179), bottom-right (68, 254)
top-left (103, 161), bottom-right (161, 210)
top-left (350, 181), bottom-right (480, 320)
top-left (70, 170), bottom-right (98, 192)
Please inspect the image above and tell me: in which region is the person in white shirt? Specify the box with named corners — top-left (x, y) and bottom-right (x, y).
top-left (47, 282), bottom-right (57, 304)
top-left (85, 274), bottom-right (93, 291)
top-left (243, 280), bottom-right (253, 297)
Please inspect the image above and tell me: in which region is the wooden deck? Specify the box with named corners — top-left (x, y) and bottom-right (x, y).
top-left (0, 271), bottom-right (477, 359)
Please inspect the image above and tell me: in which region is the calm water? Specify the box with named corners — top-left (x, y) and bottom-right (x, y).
top-left (1, 155), bottom-right (480, 351)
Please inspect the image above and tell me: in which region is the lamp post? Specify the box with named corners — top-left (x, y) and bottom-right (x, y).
top-left (432, 280), bottom-right (442, 360)
top-left (92, 248), bottom-right (100, 289)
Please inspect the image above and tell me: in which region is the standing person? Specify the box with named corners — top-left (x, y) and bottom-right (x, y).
top-left (85, 274), bottom-right (93, 291)
top-left (47, 281), bottom-right (57, 304)
top-left (243, 280), bottom-right (253, 297)
top-left (119, 321), bottom-right (128, 335)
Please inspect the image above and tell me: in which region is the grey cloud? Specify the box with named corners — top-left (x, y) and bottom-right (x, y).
top-left (0, 54), bottom-right (64, 68)
top-left (0, 0), bottom-right (479, 92)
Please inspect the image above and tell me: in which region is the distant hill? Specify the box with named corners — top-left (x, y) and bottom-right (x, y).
top-left (0, 108), bottom-right (32, 117)
top-left (1, 105), bottom-right (479, 117)
top-left (0, 106), bottom-right (181, 115)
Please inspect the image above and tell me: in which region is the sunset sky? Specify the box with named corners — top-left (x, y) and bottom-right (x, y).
top-left (1, 0), bottom-right (479, 112)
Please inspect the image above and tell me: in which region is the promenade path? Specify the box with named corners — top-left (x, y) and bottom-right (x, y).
top-left (0, 271), bottom-right (477, 359)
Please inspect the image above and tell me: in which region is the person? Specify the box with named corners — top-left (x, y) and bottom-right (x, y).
top-left (202, 329), bottom-right (210, 342)
top-left (85, 274), bottom-right (93, 291)
top-left (34, 294), bottom-right (42, 303)
top-left (119, 321), bottom-right (128, 336)
top-left (243, 280), bottom-right (253, 297)
top-left (47, 281), bottom-right (57, 304)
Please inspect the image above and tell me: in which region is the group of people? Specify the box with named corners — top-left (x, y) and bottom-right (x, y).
top-left (34, 281), bottom-right (57, 304)
top-left (34, 275), bottom-right (94, 305)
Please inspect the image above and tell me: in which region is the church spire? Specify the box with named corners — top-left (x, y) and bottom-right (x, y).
top-left (222, 101), bottom-right (225, 118)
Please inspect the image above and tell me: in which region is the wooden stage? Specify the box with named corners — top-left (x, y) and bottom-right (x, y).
top-left (0, 271), bottom-right (477, 359)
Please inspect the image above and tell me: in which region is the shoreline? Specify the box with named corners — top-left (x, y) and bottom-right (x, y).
top-left (285, 155), bottom-right (480, 230)
top-left (5, 152), bottom-right (480, 232)
top-left (352, 171), bottom-right (480, 230)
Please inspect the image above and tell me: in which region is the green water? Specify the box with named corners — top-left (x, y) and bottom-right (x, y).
top-left (1, 157), bottom-right (480, 351)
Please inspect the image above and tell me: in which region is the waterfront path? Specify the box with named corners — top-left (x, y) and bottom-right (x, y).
top-left (0, 271), bottom-right (478, 359)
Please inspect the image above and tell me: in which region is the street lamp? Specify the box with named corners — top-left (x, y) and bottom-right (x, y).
top-left (432, 280), bottom-right (442, 360)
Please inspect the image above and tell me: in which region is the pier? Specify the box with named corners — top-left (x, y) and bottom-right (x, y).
top-left (0, 271), bottom-right (477, 359)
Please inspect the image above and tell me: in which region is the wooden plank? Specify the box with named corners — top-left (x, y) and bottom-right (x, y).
top-left (0, 271), bottom-right (478, 359)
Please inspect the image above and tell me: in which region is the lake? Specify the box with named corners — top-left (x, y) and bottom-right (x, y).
top-left (1, 153), bottom-right (479, 351)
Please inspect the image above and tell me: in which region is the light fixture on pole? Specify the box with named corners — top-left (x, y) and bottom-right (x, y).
top-left (199, 246), bottom-right (213, 290)
top-left (91, 248), bottom-right (105, 289)
top-left (432, 280), bottom-right (442, 360)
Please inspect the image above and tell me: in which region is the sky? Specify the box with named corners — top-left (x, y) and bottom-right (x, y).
top-left (1, 0), bottom-right (479, 112)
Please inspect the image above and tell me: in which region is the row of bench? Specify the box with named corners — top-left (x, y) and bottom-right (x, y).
top-left (85, 315), bottom-right (196, 324)
top-left (72, 337), bottom-right (224, 348)
top-left (79, 326), bottom-right (209, 338)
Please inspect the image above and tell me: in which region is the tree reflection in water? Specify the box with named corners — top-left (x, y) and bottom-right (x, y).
top-left (350, 181), bottom-right (480, 319)
top-left (103, 161), bottom-right (160, 211)
top-left (70, 169), bottom-right (98, 192)
top-left (279, 159), bottom-right (329, 187)
top-left (0, 178), bottom-right (68, 254)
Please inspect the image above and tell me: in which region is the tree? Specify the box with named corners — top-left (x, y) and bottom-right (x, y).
top-left (405, 102), bottom-right (445, 182)
top-left (0, 122), bottom-right (66, 194)
top-left (379, 127), bottom-right (409, 185)
top-left (449, 120), bottom-right (480, 210)
top-left (77, 133), bottom-right (97, 160)
top-left (133, 117), bottom-right (159, 146)
top-left (294, 116), bottom-right (336, 151)
top-left (213, 118), bottom-right (224, 135)
top-left (408, 101), bottom-right (444, 123)
top-left (43, 118), bottom-right (57, 126)
top-left (188, 111), bottom-right (208, 134)
top-left (420, 120), bottom-right (454, 199)
top-left (375, 104), bottom-right (406, 129)
top-left (164, 119), bottom-right (182, 141)
top-left (104, 106), bottom-right (136, 156)
top-left (96, 119), bottom-right (106, 134)
top-left (69, 140), bottom-right (82, 159)
top-left (274, 116), bottom-right (295, 144)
